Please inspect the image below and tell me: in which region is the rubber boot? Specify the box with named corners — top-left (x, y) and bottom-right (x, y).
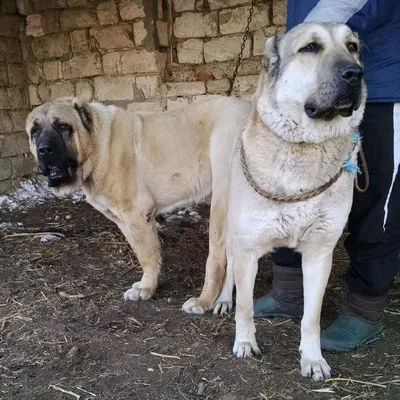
top-left (321, 292), bottom-right (386, 352)
top-left (254, 265), bottom-right (304, 318)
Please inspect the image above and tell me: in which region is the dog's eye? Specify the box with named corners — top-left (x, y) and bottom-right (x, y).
top-left (299, 42), bottom-right (321, 53)
top-left (30, 126), bottom-right (40, 139)
top-left (57, 123), bottom-right (72, 134)
top-left (347, 42), bottom-right (358, 53)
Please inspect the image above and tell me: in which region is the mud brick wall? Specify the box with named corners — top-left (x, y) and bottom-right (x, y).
top-left (0, 0), bottom-right (35, 193)
top-left (165, 0), bottom-right (286, 110)
top-left (0, 0), bottom-right (287, 193)
top-left (25, 0), bottom-right (168, 112)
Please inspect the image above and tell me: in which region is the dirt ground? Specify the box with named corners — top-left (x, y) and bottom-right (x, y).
top-left (1, 196), bottom-right (400, 400)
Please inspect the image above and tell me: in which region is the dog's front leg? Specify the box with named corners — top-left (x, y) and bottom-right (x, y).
top-left (233, 251), bottom-right (261, 357)
top-left (121, 210), bottom-right (161, 301)
top-left (299, 246), bottom-right (333, 381)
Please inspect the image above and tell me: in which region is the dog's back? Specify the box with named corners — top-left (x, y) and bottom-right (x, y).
top-left (131, 96), bottom-right (252, 212)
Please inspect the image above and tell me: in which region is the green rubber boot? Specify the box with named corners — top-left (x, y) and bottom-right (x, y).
top-left (320, 314), bottom-right (382, 352)
top-left (254, 265), bottom-right (304, 318)
top-left (254, 293), bottom-right (303, 318)
top-left (321, 292), bottom-right (387, 352)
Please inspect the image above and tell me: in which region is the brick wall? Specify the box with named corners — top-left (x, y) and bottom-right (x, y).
top-left (0, 1), bottom-right (35, 193)
top-left (0, 0), bottom-right (287, 193)
top-left (25, 0), bottom-right (168, 112)
top-left (165, 0), bottom-right (286, 109)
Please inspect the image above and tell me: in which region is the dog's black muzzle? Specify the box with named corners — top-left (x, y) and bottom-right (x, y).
top-left (305, 62), bottom-right (364, 121)
top-left (36, 133), bottom-right (77, 188)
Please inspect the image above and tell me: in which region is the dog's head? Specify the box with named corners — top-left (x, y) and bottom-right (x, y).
top-left (257, 22), bottom-right (367, 142)
top-left (26, 98), bottom-right (94, 196)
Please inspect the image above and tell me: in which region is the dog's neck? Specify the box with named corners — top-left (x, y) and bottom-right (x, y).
top-left (80, 103), bottom-right (117, 196)
top-left (80, 103), bottom-right (138, 204)
top-left (241, 103), bottom-right (356, 198)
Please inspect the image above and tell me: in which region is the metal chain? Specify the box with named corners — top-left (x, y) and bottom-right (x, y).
top-left (227, 0), bottom-right (255, 96)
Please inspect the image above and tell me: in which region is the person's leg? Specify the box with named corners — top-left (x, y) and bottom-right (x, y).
top-left (321, 103), bottom-right (400, 351)
top-left (254, 248), bottom-right (304, 317)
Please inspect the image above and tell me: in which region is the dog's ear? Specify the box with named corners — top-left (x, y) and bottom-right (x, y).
top-left (73, 98), bottom-right (92, 134)
top-left (263, 36), bottom-right (280, 75)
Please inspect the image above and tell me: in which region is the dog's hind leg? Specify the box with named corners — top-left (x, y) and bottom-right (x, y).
top-left (182, 129), bottom-right (234, 315)
top-left (182, 200), bottom-right (227, 314)
top-left (213, 252), bottom-right (234, 315)
top-left (122, 208), bottom-right (162, 301)
top-left (299, 245), bottom-right (333, 381)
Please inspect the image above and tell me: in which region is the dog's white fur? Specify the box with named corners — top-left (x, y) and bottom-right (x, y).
top-left (184, 22), bottom-right (367, 381)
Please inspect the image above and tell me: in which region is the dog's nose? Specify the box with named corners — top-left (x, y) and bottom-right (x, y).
top-left (339, 64), bottom-right (363, 86)
top-left (38, 144), bottom-right (54, 156)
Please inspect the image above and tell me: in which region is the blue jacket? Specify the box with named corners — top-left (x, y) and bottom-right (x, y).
top-left (286, 0), bottom-right (400, 103)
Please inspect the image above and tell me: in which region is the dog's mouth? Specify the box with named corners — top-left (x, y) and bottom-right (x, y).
top-left (304, 98), bottom-right (361, 121)
top-left (42, 165), bottom-right (77, 187)
top-left (305, 84), bottom-right (363, 121)
top-left (305, 104), bottom-right (354, 121)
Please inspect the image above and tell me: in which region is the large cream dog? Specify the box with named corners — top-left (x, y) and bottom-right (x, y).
top-left (26, 97), bottom-right (251, 301)
top-left (184, 22), bottom-right (367, 381)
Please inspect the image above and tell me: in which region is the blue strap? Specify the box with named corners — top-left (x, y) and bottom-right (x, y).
top-left (342, 131), bottom-right (361, 175)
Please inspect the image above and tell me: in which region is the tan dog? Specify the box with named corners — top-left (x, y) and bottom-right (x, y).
top-left (26, 97), bottom-right (251, 301)
top-left (184, 22), bottom-right (367, 381)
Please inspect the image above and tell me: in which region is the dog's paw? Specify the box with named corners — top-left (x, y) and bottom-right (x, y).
top-left (182, 297), bottom-right (206, 314)
top-left (123, 282), bottom-right (155, 301)
top-left (213, 301), bottom-right (233, 315)
top-left (300, 357), bottom-right (331, 381)
top-left (233, 339), bottom-right (261, 358)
